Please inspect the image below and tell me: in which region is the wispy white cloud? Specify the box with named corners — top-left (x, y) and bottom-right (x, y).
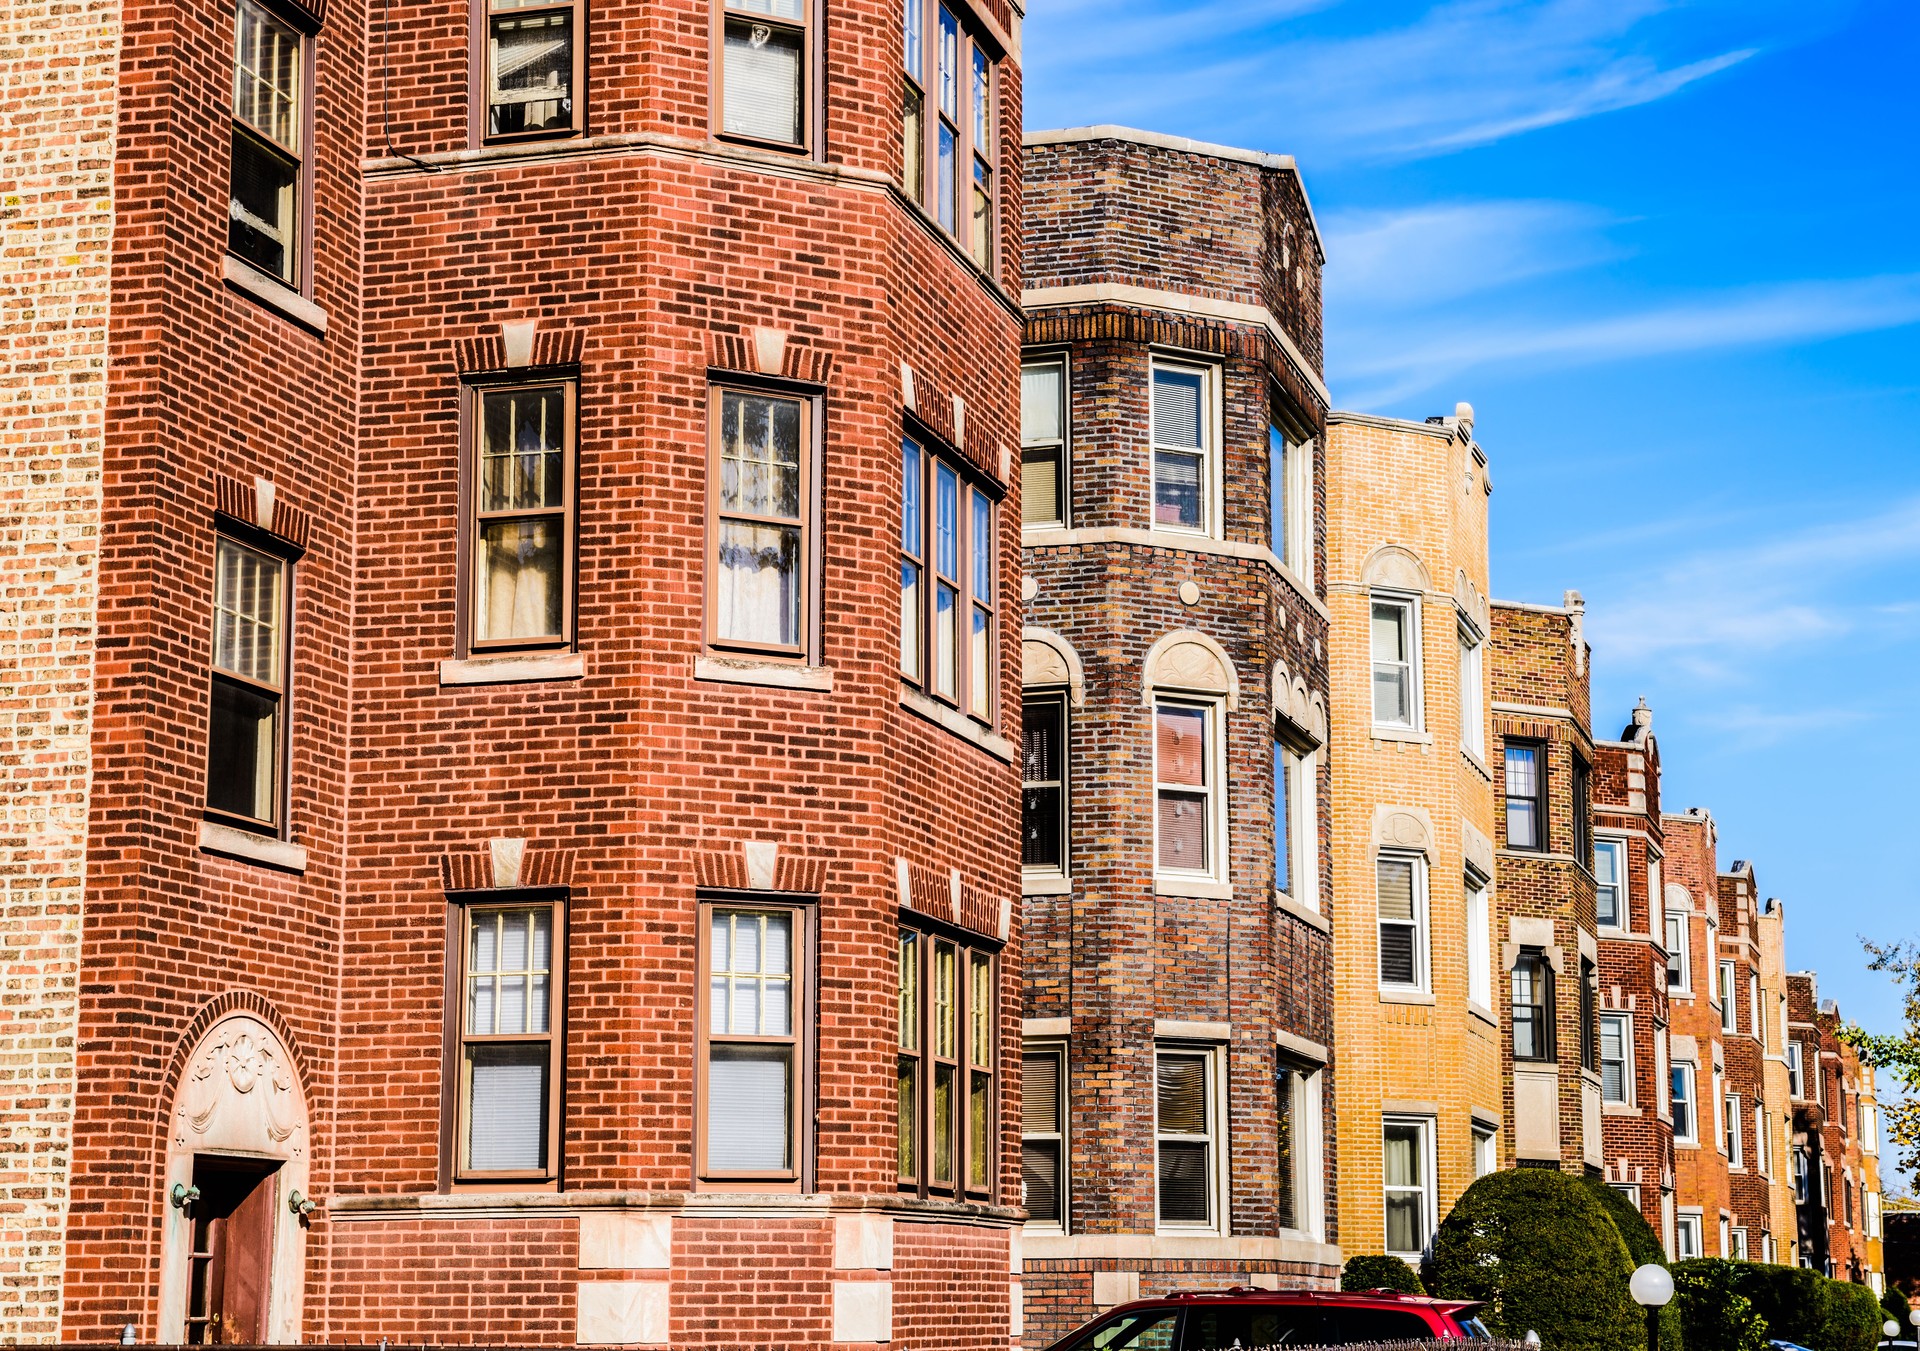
top-left (1325, 199), bottom-right (1623, 312)
top-left (1683, 702), bottom-right (1871, 751)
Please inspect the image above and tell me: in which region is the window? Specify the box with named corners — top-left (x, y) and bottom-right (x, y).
top-left (1712, 1066), bottom-right (1725, 1155)
top-left (483, 0), bottom-right (584, 140)
top-left (1458, 626), bottom-right (1484, 758)
top-left (455, 901), bottom-right (562, 1181)
top-left (900, 434), bottom-right (997, 718)
top-left (712, 385), bottom-right (811, 657)
top-left (1750, 974), bottom-right (1762, 1046)
top-left (469, 382), bottom-right (575, 650)
top-left (1150, 360), bottom-right (1215, 535)
top-left (1022, 693), bottom-right (1068, 878)
top-left (1665, 911), bottom-right (1690, 993)
top-left (900, 0), bottom-right (997, 264)
top-left (1787, 1041), bottom-right (1805, 1099)
top-left (207, 536), bottom-right (289, 831)
top-left (1728, 1226), bottom-right (1749, 1260)
top-left (1276, 1058), bottom-right (1323, 1239)
top-left (1376, 853), bottom-right (1428, 991)
top-left (1020, 358), bottom-right (1067, 528)
top-left (1274, 740), bottom-right (1318, 911)
top-left (1383, 1117), bottom-right (1434, 1261)
top-left (897, 931), bottom-right (996, 1197)
top-left (1571, 756), bottom-right (1591, 864)
top-left (1370, 596), bottom-right (1419, 728)
top-left (1675, 1213), bottom-right (1703, 1259)
top-left (1720, 1217), bottom-right (1733, 1257)
top-left (1269, 422), bottom-right (1312, 585)
top-left (1156, 700), bottom-right (1222, 880)
top-left (1466, 874), bottom-right (1492, 1009)
top-left (1580, 956), bottom-right (1598, 1072)
top-left (1671, 1063), bottom-right (1696, 1143)
top-left (1600, 1013), bottom-right (1632, 1104)
top-left (1755, 1101), bottom-right (1771, 1174)
top-left (1504, 741), bottom-right (1545, 849)
top-left (1021, 1046), bottom-right (1065, 1228)
top-left (1156, 1047), bottom-right (1219, 1229)
top-left (700, 904), bottom-right (806, 1182)
top-left (1511, 948), bottom-right (1555, 1062)
top-left (1473, 1123), bottom-right (1498, 1177)
top-left (1719, 960), bottom-right (1738, 1033)
top-left (1792, 1147), bottom-right (1808, 1202)
top-left (1594, 838), bottom-right (1625, 928)
top-left (229, 0), bottom-right (305, 286)
top-left (719, 0), bottom-right (809, 148)
top-left (1724, 1094), bottom-right (1742, 1164)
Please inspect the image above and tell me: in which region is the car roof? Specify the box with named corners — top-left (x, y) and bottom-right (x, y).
top-left (1105, 1287), bottom-right (1483, 1316)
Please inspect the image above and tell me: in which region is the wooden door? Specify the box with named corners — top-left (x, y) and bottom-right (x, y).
top-left (184, 1159), bottom-right (278, 1345)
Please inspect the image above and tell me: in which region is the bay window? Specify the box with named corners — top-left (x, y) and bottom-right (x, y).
top-left (699, 903), bottom-right (807, 1183)
top-left (470, 381), bottom-right (575, 650)
top-left (900, 433), bottom-right (998, 720)
top-left (711, 384), bottom-right (812, 658)
top-left (719, 0), bottom-right (810, 148)
top-left (900, 0), bottom-right (998, 265)
top-left (229, 0), bottom-right (306, 286)
top-left (484, 0), bottom-right (584, 140)
top-left (898, 929), bottom-right (997, 1199)
top-left (207, 536), bottom-right (289, 831)
top-left (455, 901), bottom-right (563, 1181)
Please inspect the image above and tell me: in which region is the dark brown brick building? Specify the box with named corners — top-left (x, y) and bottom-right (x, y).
top-left (1016, 126), bottom-right (1337, 1346)
top-left (18, 0), bottom-right (1033, 1336)
top-left (1789, 974), bottom-right (1886, 1283)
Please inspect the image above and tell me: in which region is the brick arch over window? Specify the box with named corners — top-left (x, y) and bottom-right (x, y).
top-left (1361, 543), bottom-right (1433, 595)
top-left (155, 989), bottom-right (314, 1119)
top-left (1022, 625), bottom-right (1085, 706)
top-left (1141, 629), bottom-right (1239, 709)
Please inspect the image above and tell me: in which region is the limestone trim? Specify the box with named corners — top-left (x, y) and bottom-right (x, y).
top-left (222, 255), bottom-right (329, 334)
top-left (900, 689), bottom-right (1017, 762)
top-left (1022, 526), bottom-right (1331, 623)
top-left (1325, 409), bottom-right (1458, 441)
top-left (1491, 699), bottom-right (1575, 721)
top-left (692, 655), bottom-right (835, 691)
top-left (1022, 1232), bottom-right (1340, 1266)
top-left (1275, 893), bottom-right (1331, 935)
top-left (324, 1190), bottom-right (1025, 1226)
top-left (1141, 629), bottom-right (1240, 710)
top-left (199, 820), bottom-right (310, 873)
top-left (1269, 659), bottom-right (1326, 748)
top-left (1360, 543), bottom-right (1432, 596)
top-left (439, 652), bottom-right (585, 685)
top-left (1022, 1018), bottom-right (1072, 1038)
top-left (1154, 1019), bottom-right (1230, 1042)
top-left (1022, 626), bottom-right (1086, 706)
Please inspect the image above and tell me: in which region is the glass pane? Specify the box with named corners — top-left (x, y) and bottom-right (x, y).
top-left (1153, 450), bottom-right (1202, 528)
top-left (1155, 705), bottom-right (1206, 787)
top-left (1023, 785), bottom-right (1061, 868)
top-left (1158, 791), bottom-right (1207, 871)
top-left (723, 17), bottom-right (803, 144)
top-left (969, 952), bottom-right (991, 1066)
top-left (234, 0), bottom-right (300, 146)
top-left (467, 1043), bottom-right (548, 1171)
top-left (897, 1057), bottom-right (917, 1175)
top-left (1507, 799), bottom-right (1537, 849)
top-left (1384, 1123), bottom-right (1421, 1186)
top-left (938, 120), bottom-right (957, 231)
top-left (1022, 363), bottom-right (1062, 444)
top-left (935, 461), bottom-right (958, 577)
top-left (1379, 922), bottom-right (1416, 986)
top-left (207, 677), bottom-right (278, 823)
top-left (1372, 665), bottom-right (1409, 725)
top-left (477, 518), bottom-right (564, 641)
top-left (937, 5), bottom-right (958, 115)
top-left (1022, 1139), bottom-right (1059, 1221)
top-left (1156, 1055), bottom-right (1206, 1135)
top-left (1504, 744), bottom-right (1538, 797)
top-left (1157, 1141), bottom-right (1209, 1223)
top-left (708, 1044), bottom-right (791, 1170)
top-left (902, 83), bottom-right (923, 199)
top-left (1152, 367), bottom-right (1203, 448)
top-left (720, 390), bottom-right (803, 520)
top-left (971, 45), bottom-right (989, 146)
top-left (898, 932), bottom-right (919, 1049)
top-left (1384, 1188), bottom-right (1422, 1255)
top-left (900, 561), bottom-right (921, 678)
top-left (1022, 1051), bottom-right (1059, 1134)
top-left (1273, 742), bottom-right (1291, 895)
top-left (971, 489), bottom-right (992, 598)
top-left (970, 160), bottom-right (991, 269)
top-left (1370, 602), bottom-right (1406, 662)
top-left (480, 387), bottom-right (565, 512)
top-left (902, 0), bottom-right (921, 76)
top-left (970, 607), bottom-right (989, 718)
top-left (933, 1062), bottom-right (954, 1180)
top-left (715, 520), bottom-right (800, 646)
top-left (1268, 425), bottom-right (1289, 562)
top-left (1376, 858), bottom-right (1415, 921)
top-left (213, 539), bottom-right (283, 683)
top-left (934, 942), bottom-right (956, 1056)
top-left (935, 583), bottom-right (957, 697)
top-left (228, 126), bottom-right (298, 284)
top-left (900, 438), bottom-right (922, 551)
top-left (1022, 449), bottom-right (1061, 528)
top-left (968, 1069), bottom-right (989, 1187)
top-left (731, 0), bottom-right (803, 16)
top-left (487, 10), bottom-right (575, 136)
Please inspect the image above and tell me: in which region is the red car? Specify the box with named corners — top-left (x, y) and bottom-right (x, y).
top-left (1046, 1287), bottom-right (1494, 1350)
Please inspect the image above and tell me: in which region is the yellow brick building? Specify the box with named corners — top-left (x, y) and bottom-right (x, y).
top-left (1326, 407), bottom-right (1502, 1263)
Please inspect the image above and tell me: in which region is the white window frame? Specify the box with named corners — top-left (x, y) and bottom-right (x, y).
top-left (1754, 1101), bottom-right (1771, 1176)
top-left (1868, 1188), bottom-right (1883, 1240)
top-left (1019, 354), bottom-right (1068, 530)
top-left (1147, 356), bottom-right (1220, 540)
top-left (1675, 1211), bottom-right (1704, 1259)
top-left (1612, 1182), bottom-right (1641, 1210)
top-left (1466, 871), bottom-right (1492, 1011)
top-left (1665, 910), bottom-right (1690, 993)
top-left (1369, 592), bottom-right (1422, 731)
top-left (1672, 1061), bottom-right (1697, 1144)
top-left (1749, 973), bottom-right (1761, 1044)
top-left (1153, 1042), bottom-right (1225, 1234)
top-left (1719, 960), bottom-right (1737, 1033)
top-left (1376, 849), bottom-right (1430, 994)
top-left (1654, 1028), bottom-right (1670, 1122)
top-left (1152, 695), bottom-right (1227, 888)
top-left (1472, 1122), bottom-right (1498, 1177)
top-left (1020, 1041), bottom-right (1068, 1233)
top-left (1724, 1092), bottom-right (1742, 1165)
top-left (1787, 1041), bottom-right (1805, 1100)
top-left (1720, 1216), bottom-right (1734, 1258)
top-left (1382, 1115), bottom-right (1437, 1263)
top-left (1600, 1012), bottom-right (1633, 1105)
top-left (1863, 1101), bottom-right (1879, 1154)
top-left (1712, 1065), bottom-right (1726, 1155)
top-left (1277, 1059), bottom-right (1325, 1243)
top-left (1274, 737), bottom-right (1319, 914)
top-left (1458, 622), bottom-right (1484, 759)
top-left (1593, 837), bottom-right (1627, 930)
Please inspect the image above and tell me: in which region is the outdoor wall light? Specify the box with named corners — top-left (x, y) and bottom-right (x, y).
top-left (168, 1183), bottom-right (199, 1211)
top-left (287, 1190), bottom-right (315, 1217)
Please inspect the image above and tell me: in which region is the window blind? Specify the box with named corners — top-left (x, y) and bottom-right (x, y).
top-left (1021, 450), bottom-right (1059, 527)
top-left (467, 1044), bottom-right (548, 1171)
top-left (708, 1044), bottom-right (790, 1170)
top-left (1152, 368), bottom-right (1203, 448)
top-left (1021, 364), bottom-right (1062, 444)
top-left (723, 20), bottom-right (802, 143)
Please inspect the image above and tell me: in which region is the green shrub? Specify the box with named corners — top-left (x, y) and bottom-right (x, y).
top-left (1821, 1278), bottom-right (1885, 1351)
top-left (1580, 1180), bottom-right (1679, 1351)
top-left (1426, 1169), bottom-right (1643, 1351)
top-left (1884, 1284), bottom-right (1911, 1327)
top-left (1341, 1253), bottom-right (1425, 1295)
top-left (1672, 1260), bottom-right (1770, 1351)
top-left (1731, 1261), bottom-right (1824, 1346)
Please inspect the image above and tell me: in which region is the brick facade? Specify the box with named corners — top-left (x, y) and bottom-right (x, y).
top-left (1787, 974), bottom-right (1886, 1283)
top-left (1018, 127), bottom-right (1336, 1349)
top-left (1323, 408), bottom-right (1500, 1262)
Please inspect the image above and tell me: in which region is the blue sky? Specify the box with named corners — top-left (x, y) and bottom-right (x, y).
top-left (1025, 2), bottom-right (1920, 1076)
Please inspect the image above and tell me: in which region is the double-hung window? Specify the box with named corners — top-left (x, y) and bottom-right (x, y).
top-left (711, 384), bottom-right (813, 658)
top-left (1022, 693), bottom-right (1068, 878)
top-left (1370, 596), bottom-right (1419, 729)
top-left (1718, 960), bottom-right (1738, 1033)
top-left (1155, 1047), bottom-right (1219, 1230)
top-left (229, 0), bottom-right (307, 288)
top-left (1671, 1063), bottom-right (1697, 1143)
top-left (1755, 1101), bottom-right (1771, 1174)
top-left (1787, 1041), bottom-right (1805, 1099)
top-left (1273, 737), bottom-right (1318, 911)
top-left (1466, 873), bottom-right (1492, 1009)
top-left (1472, 1122), bottom-right (1498, 1177)
top-left (469, 381), bottom-right (575, 651)
top-left (1594, 838), bottom-right (1625, 928)
top-left (1503, 741), bottom-right (1545, 849)
top-left (455, 900), bottom-right (563, 1182)
top-left (900, 0), bottom-right (998, 265)
top-left (900, 435), bottom-right (998, 720)
top-left (1580, 957), bottom-right (1598, 1073)
top-left (1020, 357), bottom-right (1068, 528)
top-left (1268, 421), bottom-right (1312, 585)
top-left (1724, 1093), bottom-right (1742, 1164)
top-left (207, 536), bottom-right (290, 832)
top-left (1727, 1226), bottom-right (1748, 1261)
top-left (1600, 1013), bottom-right (1632, 1104)
top-left (1021, 1045), bottom-right (1065, 1228)
top-left (898, 931), bottom-right (996, 1198)
top-left (1665, 911), bottom-right (1690, 992)
top-left (719, 0), bottom-right (810, 149)
top-left (1275, 1057), bottom-right (1323, 1239)
top-left (1675, 1212), bottom-right (1702, 1258)
top-left (1458, 625), bottom-right (1484, 758)
top-left (1376, 853), bottom-right (1427, 991)
top-left (1156, 700), bottom-right (1221, 881)
top-left (1383, 1117), bottom-right (1435, 1261)
top-left (1150, 360), bottom-right (1215, 535)
top-left (1511, 948), bottom-right (1555, 1061)
top-left (700, 904), bottom-right (808, 1184)
top-left (483, 0), bottom-right (584, 140)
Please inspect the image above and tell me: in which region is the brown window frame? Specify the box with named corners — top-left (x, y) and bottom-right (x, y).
top-left (1502, 738), bottom-right (1547, 851)
top-left (458, 376), bottom-right (579, 656)
top-left (896, 923), bottom-right (997, 1202)
top-left (227, 0), bottom-right (316, 293)
top-left (705, 377), bottom-right (821, 664)
top-left (711, 0), bottom-right (818, 154)
top-left (1511, 945), bottom-right (1556, 1063)
top-left (899, 0), bottom-right (1000, 270)
top-left (694, 897), bottom-right (814, 1190)
top-left (899, 428), bottom-right (998, 723)
top-left (205, 527), bottom-right (296, 838)
top-left (1020, 1042), bottom-right (1066, 1228)
top-left (443, 892), bottom-right (567, 1190)
top-left (475, 0), bottom-right (588, 145)
top-left (1021, 689), bottom-right (1068, 877)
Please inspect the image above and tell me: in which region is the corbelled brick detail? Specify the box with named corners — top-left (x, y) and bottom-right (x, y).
top-left (453, 324), bottom-right (588, 374)
top-left (212, 473), bottom-right (314, 551)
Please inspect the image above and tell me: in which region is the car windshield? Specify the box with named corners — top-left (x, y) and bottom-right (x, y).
top-left (1054, 1309), bottom-right (1181, 1351)
top-left (1454, 1315), bottom-right (1494, 1341)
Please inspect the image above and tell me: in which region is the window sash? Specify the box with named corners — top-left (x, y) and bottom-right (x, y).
top-left (1594, 838), bottom-right (1624, 927)
top-left (207, 537), bottom-right (288, 831)
top-left (698, 901), bottom-right (806, 1183)
top-left (1020, 358), bottom-right (1067, 528)
top-left (1503, 742), bottom-right (1543, 848)
top-left (1719, 961), bottom-right (1737, 1032)
top-left (1155, 1049), bottom-right (1215, 1229)
top-left (708, 384), bottom-right (811, 658)
top-left (1511, 950), bottom-right (1554, 1061)
top-left (1665, 913), bottom-right (1689, 990)
top-left (1376, 854), bottom-right (1425, 990)
top-left (898, 927), bottom-right (996, 1200)
top-left (1154, 699), bottom-right (1218, 878)
top-left (719, 0), bottom-right (809, 149)
top-left (1671, 1065), bottom-right (1696, 1141)
top-left (1021, 1046), bottom-right (1065, 1226)
top-left (1723, 1093), bottom-right (1741, 1163)
top-left (482, 0), bottom-right (585, 141)
top-left (456, 901), bottom-right (563, 1181)
top-left (1600, 1013), bottom-right (1630, 1103)
top-left (1149, 360), bottom-right (1213, 535)
top-left (1370, 598), bottom-right (1416, 727)
top-left (1382, 1118), bottom-right (1431, 1258)
top-left (470, 381), bottom-right (575, 651)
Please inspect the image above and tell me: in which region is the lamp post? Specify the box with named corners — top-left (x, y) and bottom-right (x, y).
top-left (1908, 1308), bottom-right (1920, 1342)
top-left (1630, 1263), bottom-right (1675, 1351)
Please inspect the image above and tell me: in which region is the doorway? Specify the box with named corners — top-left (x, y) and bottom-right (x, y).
top-left (184, 1157), bottom-right (280, 1345)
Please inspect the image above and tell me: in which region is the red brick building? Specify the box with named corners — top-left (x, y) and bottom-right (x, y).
top-left (1016, 126), bottom-right (1337, 1346)
top-left (1789, 974), bottom-right (1884, 1283)
top-left (13, 0), bottom-right (1033, 1337)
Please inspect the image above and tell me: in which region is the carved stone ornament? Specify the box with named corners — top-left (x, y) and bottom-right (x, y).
top-left (174, 1015), bottom-right (305, 1159)
top-left (1022, 627), bottom-right (1085, 706)
top-left (1378, 810), bottom-right (1431, 851)
top-left (1023, 640), bottom-right (1070, 690)
top-left (1362, 544), bottom-right (1431, 595)
top-left (1145, 632), bottom-right (1238, 707)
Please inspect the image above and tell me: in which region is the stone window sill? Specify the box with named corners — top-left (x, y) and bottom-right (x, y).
top-left (1468, 1001), bottom-right (1500, 1029)
top-left (441, 652), bottom-right (585, 686)
top-left (200, 820), bottom-right (308, 873)
top-left (223, 255), bottom-right (329, 335)
top-left (1371, 724), bottom-right (1432, 745)
top-left (1379, 987), bottom-right (1435, 1006)
top-left (1273, 892), bottom-right (1330, 934)
top-left (1154, 874), bottom-right (1232, 900)
top-left (1462, 748), bottom-right (1492, 780)
top-left (900, 688), bottom-right (1015, 762)
top-left (695, 655), bottom-right (834, 691)
top-left (1023, 872), bottom-right (1071, 897)
top-left (1602, 1103), bottom-right (1641, 1118)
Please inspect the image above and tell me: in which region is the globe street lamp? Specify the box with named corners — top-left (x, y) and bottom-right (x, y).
top-left (1630, 1264), bottom-right (1675, 1351)
top-left (1887, 1321), bottom-right (1901, 1343)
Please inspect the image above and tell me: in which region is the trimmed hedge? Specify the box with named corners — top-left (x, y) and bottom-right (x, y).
top-left (1885, 1284), bottom-right (1912, 1326)
top-left (1823, 1277), bottom-right (1886, 1351)
top-left (1672, 1259), bottom-right (1884, 1351)
top-left (1580, 1179), bottom-right (1679, 1351)
top-left (1341, 1253), bottom-right (1425, 1295)
top-left (1426, 1170), bottom-right (1643, 1351)
top-left (1671, 1259), bottom-right (1770, 1351)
